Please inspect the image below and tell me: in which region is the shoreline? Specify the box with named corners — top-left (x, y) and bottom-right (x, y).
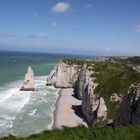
top-left (52, 88), bottom-right (62, 129)
top-left (52, 88), bottom-right (87, 129)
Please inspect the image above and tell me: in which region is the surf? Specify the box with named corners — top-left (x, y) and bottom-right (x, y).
top-left (0, 75), bottom-right (58, 137)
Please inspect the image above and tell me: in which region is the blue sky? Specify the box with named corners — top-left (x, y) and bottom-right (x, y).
top-left (0, 0), bottom-right (140, 56)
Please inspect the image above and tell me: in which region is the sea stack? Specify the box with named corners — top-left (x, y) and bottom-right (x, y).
top-left (20, 66), bottom-right (35, 91)
top-left (46, 65), bottom-right (58, 86)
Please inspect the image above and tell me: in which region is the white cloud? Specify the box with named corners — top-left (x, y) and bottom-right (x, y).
top-left (28, 33), bottom-right (48, 39)
top-left (1, 32), bottom-right (15, 37)
top-left (52, 21), bottom-right (60, 28)
top-left (134, 24), bottom-right (140, 32)
top-left (51, 2), bottom-right (71, 13)
top-left (85, 4), bottom-right (93, 9)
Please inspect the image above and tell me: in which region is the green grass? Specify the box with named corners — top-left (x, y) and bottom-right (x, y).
top-left (1, 125), bottom-right (140, 140)
top-left (1, 59), bottom-right (140, 140)
top-left (109, 56), bottom-right (140, 65)
top-left (93, 62), bottom-right (140, 119)
top-left (25, 59), bottom-right (140, 139)
top-left (62, 59), bottom-right (93, 68)
top-left (62, 59), bottom-right (86, 66)
top-left (62, 59), bottom-right (140, 119)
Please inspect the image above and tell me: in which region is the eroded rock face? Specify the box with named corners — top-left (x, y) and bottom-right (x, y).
top-left (55, 61), bottom-right (79, 88)
top-left (20, 66), bottom-right (35, 91)
top-left (110, 93), bottom-right (122, 102)
top-left (55, 61), bottom-right (107, 126)
top-left (46, 65), bottom-right (58, 85)
top-left (116, 83), bottom-right (140, 125)
top-left (97, 97), bottom-right (107, 121)
top-left (74, 64), bottom-right (87, 99)
top-left (82, 78), bottom-right (107, 126)
top-left (132, 65), bottom-right (140, 73)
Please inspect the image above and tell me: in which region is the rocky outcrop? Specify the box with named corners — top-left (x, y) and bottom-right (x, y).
top-left (110, 93), bottom-right (122, 102)
top-left (82, 78), bottom-right (107, 126)
top-left (132, 65), bottom-right (140, 73)
top-left (97, 97), bottom-right (108, 122)
top-left (74, 64), bottom-right (107, 125)
top-left (116, 83), bottom-right (140, 125)
top-left (20, 66), bottom-right (35, 91)
top-left (74, 64), bottom-right (87, 100)
top-left (46, 65), bottom-right (58, 85)
top-left (54, 61), bottom-right (107, 126)
top-left (55, 61), bottom-right (79, 88)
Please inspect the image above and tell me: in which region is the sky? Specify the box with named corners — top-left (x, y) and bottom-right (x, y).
top-left (0, 0), bottom-right (140, 56)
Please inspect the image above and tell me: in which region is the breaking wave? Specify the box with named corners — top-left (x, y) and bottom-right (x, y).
top-left (0, 76), bottom-right (58, 137)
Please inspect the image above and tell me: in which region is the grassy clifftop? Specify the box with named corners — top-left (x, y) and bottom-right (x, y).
top-left (93, 62), bottom-right (140, 119)
top-left (1, 125), bottom-right (140, 140)
top-left (62, 58), bottom-right (140, 119)
top-left (1, 58), bottom-right (140, 140)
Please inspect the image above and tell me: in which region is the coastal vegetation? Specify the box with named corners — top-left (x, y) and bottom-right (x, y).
top-left (63, 58), bottom-right (140, 120)
top-left (110, 56), bottom-right (140, 65)
top-left (1, 125), bottom-right (140, 140)
top-left (1, 57), bottom-right (140, 140)
top-left (93, 61), bottom-right (140, 119)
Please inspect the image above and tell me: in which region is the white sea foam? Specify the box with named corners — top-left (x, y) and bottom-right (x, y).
top-left (28, 108), bottom-right (37, 116)
top-left (0, 89), bottom-right (15, 103)
top-left (35, 76), bottom-right (46, 85)
top-left (0, 75), bottom-right (59, 136)
top-left (47, 86), bottom-right (55, 90)
top-left (48, 89), bottom-right (60, 130)
top-left (0, 115), bottom-right (15, 128)
top-left (0, 88), bottom-right (31, 112)
top-left (0, 80), bottom-right (31, 132)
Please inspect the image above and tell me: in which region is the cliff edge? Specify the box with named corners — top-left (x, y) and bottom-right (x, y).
top-left (46, 58), bottom-right (140, 127)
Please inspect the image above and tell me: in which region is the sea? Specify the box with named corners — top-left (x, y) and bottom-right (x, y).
top-left (0, 51), bottom-right (95, 137)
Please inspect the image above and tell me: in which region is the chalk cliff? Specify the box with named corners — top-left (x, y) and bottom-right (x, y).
top-left (116, 83), bottom-right (140, 125)
top-left (46, 65), bottom-right (58, 85)
top-left (54, 61), bottom-right (107, 126)
top-left (81, 75), bottom-right (107, 126)
top-left (55, 61), bottom-right (79, 88)
top-left (51, 60), bottom-right (140, 127)
top-left (74, 64), bottom-right (87, 100)
top-left (20, 66), bottom-right (35, 91)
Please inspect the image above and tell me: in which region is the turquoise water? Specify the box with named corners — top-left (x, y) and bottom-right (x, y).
top-left (0, 51), bottom-right (96, 137)
top-left (0, 51), bottom-right (60, 86)
top-left (0, 51), bottom-right (61, 137)
top-left (0, 51), bottom-right (95, 86)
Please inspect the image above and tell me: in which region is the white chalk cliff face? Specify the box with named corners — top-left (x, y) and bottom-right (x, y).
top-left (110, 93), bottom-right (122, 102)
top-left (72, 64), bottom-right (107, 126)
top-left (55, 61), bottom-right (79, 88)
top-left (74, 64), bottom-right (87, 100)
top-left (116, 83), bottom-right (140, 125)
top-left (20, 66), bottom-right (35, 91)
top-left (81, 75), bottom-right (107, 126)
top-left (50, 61), bottom-right (107, 126)
top-left (46, 65), bottom-right (58, 85)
